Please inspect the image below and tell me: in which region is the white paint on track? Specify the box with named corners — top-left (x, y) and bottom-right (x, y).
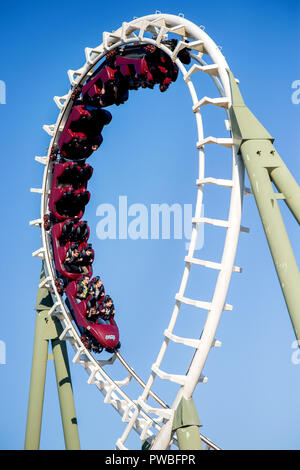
top-left (31, 13), bottom-right (244, 450)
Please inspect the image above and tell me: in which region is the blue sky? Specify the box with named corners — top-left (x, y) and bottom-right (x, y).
top-left (0, 0), bottom-right (299, 451)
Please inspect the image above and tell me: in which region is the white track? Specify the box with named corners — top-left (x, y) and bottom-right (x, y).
top-left (30, 13), bottom-right (247, 450)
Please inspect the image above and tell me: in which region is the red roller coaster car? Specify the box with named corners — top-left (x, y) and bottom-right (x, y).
top-left (51, 161), bottom-right (93, 189)
top-left (47, 42), bottom-right (186, 354)
top-left (48, 186), bottom-right (90, 221)
top-left (66, 281), bottom-right (120, 353)
top-left (51, 222), bottom-right (94, 281)
top-left (58, 104), bottom-right (112, 158)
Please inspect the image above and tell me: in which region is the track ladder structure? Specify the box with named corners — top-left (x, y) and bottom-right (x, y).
top-left (29, 13), bottom-right (299, 450)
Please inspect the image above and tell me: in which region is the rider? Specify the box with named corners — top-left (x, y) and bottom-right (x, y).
top-left (99, 295), bottom-right (115, 321)
top-left (85, 299), bottom-right (100, 323)
top-left (76, 274), bottom-right (91, 302)
top-left (64, 244), bottom-right (89, 274)
top-left (89, 276), bottom-right (105, 302)
top-left (79, 244), bottom-right (94, 268)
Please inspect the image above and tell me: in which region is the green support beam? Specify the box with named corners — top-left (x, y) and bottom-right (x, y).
top-left (270, 162), bottom-right (300, 225)
top-left (172, 397), bottom-right (202, 450)
top-left (25, 266), bottom-right (80, 450)
top-left (228, 70), bottom-right (300, 342)
top-left (25, 309), bottom-right (51, 450)
top-left (51, 335), bottom-right (80, 450)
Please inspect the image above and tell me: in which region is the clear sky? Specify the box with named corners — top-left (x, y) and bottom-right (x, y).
top-left (0, 0), bottom-right (299, 451)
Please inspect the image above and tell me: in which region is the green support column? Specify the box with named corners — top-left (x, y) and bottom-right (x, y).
top-left (239, 139), bottom-right (300, 340)
top-left (270, 163), bottom-right (300, 224)
top-left (172, 397), bottom-right (202, 450)
top-left (51, 334), bottom-right (80, 450)
top-left (227, 70), bottom-right (300, 341)
top-left (25, 265), bottom-right (80, 450)
top-left (25, 308), bottom-right (50, 450)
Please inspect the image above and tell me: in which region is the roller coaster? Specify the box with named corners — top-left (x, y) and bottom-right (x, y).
top-left (26, 13), bottom-right (300, 450)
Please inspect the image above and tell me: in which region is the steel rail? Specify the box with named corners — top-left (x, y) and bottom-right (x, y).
top-left (115, 352), bottom-right (220, 450)
top-left (31, 13), bottom-right (244, 450)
